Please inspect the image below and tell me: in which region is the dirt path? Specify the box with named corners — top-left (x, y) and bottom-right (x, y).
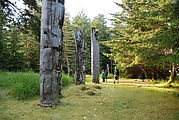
top-left (104, 79), bottom-right (149, 84)
top-left (103, 79), bottom-right (179, 93)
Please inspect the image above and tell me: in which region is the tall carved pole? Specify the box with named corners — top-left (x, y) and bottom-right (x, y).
top-left (74, 30), bottom-right (86, 85)
top-left (40, 0), bottom-right (65, 107)
top-left (91, 28), bottom-right (100, 83)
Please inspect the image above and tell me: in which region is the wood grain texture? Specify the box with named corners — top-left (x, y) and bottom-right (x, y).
top-left (40, 0), bottom-right (64, 107)
top-left (91, 28), bottom-right (100, 84)
top-left (74, 30), bottom-right (86, 85)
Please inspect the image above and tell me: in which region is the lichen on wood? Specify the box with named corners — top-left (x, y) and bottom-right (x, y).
top-left (74, 30), bottom-right (86, 85)
top-left (91, 28), bottom-right (100, 84)
top-left (40, 0), bottom-right (65, 107)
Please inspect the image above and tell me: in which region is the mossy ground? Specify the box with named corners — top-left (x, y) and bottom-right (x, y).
top-left (0, 81), bottom-right (179, 120)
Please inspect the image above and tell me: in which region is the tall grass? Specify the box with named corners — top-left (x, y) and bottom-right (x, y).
top-left (0, 72), bottom-right (39, 99)
top-left (0, 72), bottom-right (74, 99)
top-left (62, 73), bottom-right (74, 87)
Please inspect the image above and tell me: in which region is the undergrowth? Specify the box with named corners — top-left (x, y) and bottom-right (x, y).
top-left (0, 72), bottom-right (74, 100)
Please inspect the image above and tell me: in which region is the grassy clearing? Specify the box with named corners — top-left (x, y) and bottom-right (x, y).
top-left (0, 82), bottom-right (179, 120)
top-left (0, 72), bottom-right (74, 99)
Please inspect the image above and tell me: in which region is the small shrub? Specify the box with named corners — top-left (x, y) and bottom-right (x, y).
top-left (80, 86), bottom-right (88, 91)
top-left (86, 75), bottom-right (92, 82)
top-left (86, 90), bottom-right (96, 96)
top-left (107, 73), bottom-right (114, 79)
top-left (173, 92), bottom-right (179, 98)
top-left (93, 85), bottom-right (101, 89)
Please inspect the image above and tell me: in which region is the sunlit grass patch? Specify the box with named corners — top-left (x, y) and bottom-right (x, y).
top-left (86, 75), bottom-right (92, 82)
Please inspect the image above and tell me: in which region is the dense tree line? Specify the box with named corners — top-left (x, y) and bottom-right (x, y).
top-left (0, 0), bottom-right (111, 74)
top-left (104, 0), bottom-right (179, 83)
top-left (0, 0), bottom-right (40, 72)
top-left (1, 0), bottom-right (178, 83)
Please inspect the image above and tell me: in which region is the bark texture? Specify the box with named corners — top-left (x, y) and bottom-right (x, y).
top-left (40, 0), bottom-right (65, 107)
top-left (91, 28), bottom-right (100, 83)
top-left (74, 30), bottom-right (86, 85)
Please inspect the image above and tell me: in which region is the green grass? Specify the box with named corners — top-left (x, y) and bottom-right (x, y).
top-left (150, 79), bottom-right (168, 84)
top-left (0, 72), bottom-right (74, 99)
top-left (0, 72), bottom-right (40, 99)
top-left (107, 73), bottom-right (114, 79)
top-left (62, 73), bottom-right (75, 87)
top-left (0, 73), bottom-right (178, 119)
top-left (86, 75), bottom-right (92, 82)
top-left (0, 82), bottom-right (179, 120)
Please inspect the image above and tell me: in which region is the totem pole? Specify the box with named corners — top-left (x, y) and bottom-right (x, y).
top-left (91, 28), bottom-right (100, 83)
top-left (40, 0), bottom-right (65, 107)
top-left (74, 30), bottom-right (86, 85)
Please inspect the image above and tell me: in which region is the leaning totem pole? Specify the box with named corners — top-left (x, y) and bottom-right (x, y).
top-left (40, 0), bottom-right (65, 107)
top-left (91, 28), bottom-right (100, 83)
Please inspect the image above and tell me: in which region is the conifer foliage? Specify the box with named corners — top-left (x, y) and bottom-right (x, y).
top-left (104, 0), bottom-right (179, 82)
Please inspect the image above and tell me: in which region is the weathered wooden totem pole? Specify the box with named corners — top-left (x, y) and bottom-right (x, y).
top-left (74, 30), bottom-right (86, 85)
top-left (40, 0), bottom-right (65, 107)
top-left (91, 28), bottom-right (100, 83)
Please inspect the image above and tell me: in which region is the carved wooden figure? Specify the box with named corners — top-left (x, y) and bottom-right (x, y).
top-left (40, 0), bottom-right (65, 107)
top-left (91, 28), bottom-right (100, 84)
top-left (74, 30), bottom-right (86, 85)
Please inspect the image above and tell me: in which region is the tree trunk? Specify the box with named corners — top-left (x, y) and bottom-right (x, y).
top-left (152, 71), bottom-right (155, 80)
top-left (151, 66), bottom-right (158, 80)
top-left (91, 28), bottom-right (100, 84)
top-left (110, 60), bottom-right (113, 73)
top-left (154, 67), bottom-right (159, 80)
top-left (107, 64), bottom-right (109, 72)
top-left (167, 65), bottom-right (176, 84)
top-left (40, 0), bottom-right (65, 107)
top-left (138, 65), bottom-right (148, 79)
top-left (74, 30), bottom-right (86, 85)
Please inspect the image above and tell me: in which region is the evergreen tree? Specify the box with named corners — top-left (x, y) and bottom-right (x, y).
top-left (0, 0), bottom-right (26, 71)
top-left (0, 0), bottom-right (41, 72)
top-left (19, 0), bottom-right (41, 72)
top-left (4, 26), bottom-right (26, 71)
top-left (104, 0), bottom-right (179, 82)
top-left (0, 8), bottom-right (6, 70)
top-left (63, 12), bottom-right (75, 76)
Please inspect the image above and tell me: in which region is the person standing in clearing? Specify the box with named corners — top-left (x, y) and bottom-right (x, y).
top-left (102, 69), bottom-right (106, 82)
top-left (105, 69), bottom-right (108, 82)
top-left (114, 67), bottom-right (119, 84)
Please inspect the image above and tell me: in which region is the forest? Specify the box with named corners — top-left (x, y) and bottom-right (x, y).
top-left (0, 0), bottom-right (179, 120)
top-left (0, 0), bottom-right (178, 82)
